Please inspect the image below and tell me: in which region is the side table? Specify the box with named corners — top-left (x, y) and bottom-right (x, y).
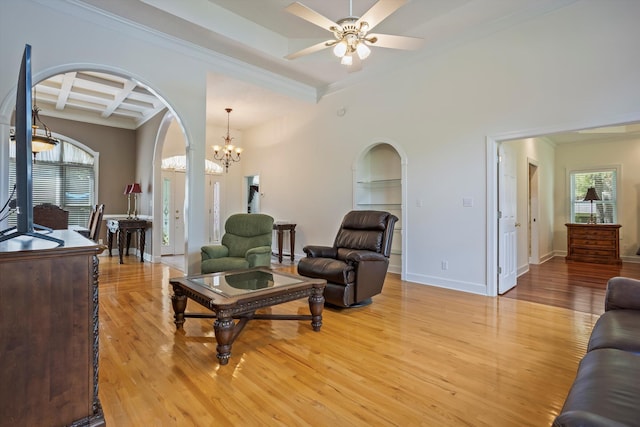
top-left (273, 223), bottom-right (296, 263)
top-left (107, 218), bottom-right (149, 264)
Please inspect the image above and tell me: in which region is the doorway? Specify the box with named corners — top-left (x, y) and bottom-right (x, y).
top-left (488, 117), bottom-right (640, 296)
top-left (246, 175), bottom-right (260, 213)
top-left (528, 161), bottom-right (540, 265)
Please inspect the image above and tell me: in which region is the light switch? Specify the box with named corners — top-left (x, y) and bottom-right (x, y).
top-left (463, 197), bottom-right (473, 207)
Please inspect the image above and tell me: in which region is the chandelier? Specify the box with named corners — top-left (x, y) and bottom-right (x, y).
top-left (212, 108), bottom-right (242, 173)
top-left (10, 87), bottom-right (60, 156)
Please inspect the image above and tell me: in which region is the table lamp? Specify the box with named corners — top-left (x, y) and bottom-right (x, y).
top-left (583, 187), bottom-right (600, 224)
top-left (129, 183), bottom-right (142, 219)
top-left (124, 184), bottom-right (133, 218)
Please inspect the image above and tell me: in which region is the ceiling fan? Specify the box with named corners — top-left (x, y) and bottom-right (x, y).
top-left (284, 0), bottom-right (423, 70)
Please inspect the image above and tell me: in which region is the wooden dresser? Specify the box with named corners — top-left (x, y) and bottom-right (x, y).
top-left (565, 223), bottom-right (622, 265)
top-left (0, 230), bottom-right (106, 426)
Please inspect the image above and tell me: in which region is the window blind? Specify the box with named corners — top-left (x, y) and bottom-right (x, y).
top-left (7, 140), bottom-right (96, 227)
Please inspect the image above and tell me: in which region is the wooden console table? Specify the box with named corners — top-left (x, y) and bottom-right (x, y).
top-left (0, 231), bottom-right (106, 426)
top-left (107, 218), bottom-right (149, 264)
top-left (273, 222), bottom-right (296, 263)
top-left (565, 223), bottom-right (622, 264)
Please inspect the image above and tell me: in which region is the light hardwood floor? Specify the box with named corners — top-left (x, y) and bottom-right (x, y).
top-left (98, 255), bottom-right (607, 426)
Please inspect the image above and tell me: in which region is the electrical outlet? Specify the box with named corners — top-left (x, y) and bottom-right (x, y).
top-left (441, 261), bottom-right (448, 270)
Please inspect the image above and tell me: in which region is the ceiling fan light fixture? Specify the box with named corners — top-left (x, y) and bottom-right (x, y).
top-left (356, 42), bottom-right (371, 60)
top-left (284, 1), bottom-right (422, 69)
top-left (333, 41), bottom-right (348, 58)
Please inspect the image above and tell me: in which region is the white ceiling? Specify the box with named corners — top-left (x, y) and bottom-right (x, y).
top-left (34, 0), bottom-right (640, 143)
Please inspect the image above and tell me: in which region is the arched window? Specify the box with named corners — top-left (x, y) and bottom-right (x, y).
top-left (8, 137), bottom-right (98, 227)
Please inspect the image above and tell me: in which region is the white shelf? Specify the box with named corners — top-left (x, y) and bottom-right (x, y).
top-left (354, 145), bottom-right (403, 266)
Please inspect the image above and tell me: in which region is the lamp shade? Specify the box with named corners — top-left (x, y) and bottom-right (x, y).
top-left (583, 187), bottom-right (600, 201)
top-left (129, 183), bottom-right (142, 194)
top-left (124, 184), bottom-right (133, 195)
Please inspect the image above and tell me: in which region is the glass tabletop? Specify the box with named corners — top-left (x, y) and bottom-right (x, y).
top-left (187, 270), bottom-right (304, 298)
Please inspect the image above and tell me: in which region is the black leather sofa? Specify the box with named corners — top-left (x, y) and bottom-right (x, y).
top-left (553, 276), bottom-right (640, 427)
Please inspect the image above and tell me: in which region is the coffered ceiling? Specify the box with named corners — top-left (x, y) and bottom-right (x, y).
top-left (35, 71), bottom-right (165, 130)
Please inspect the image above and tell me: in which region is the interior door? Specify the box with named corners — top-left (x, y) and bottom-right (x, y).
top-left (498, 143), bottom-right (517, 294)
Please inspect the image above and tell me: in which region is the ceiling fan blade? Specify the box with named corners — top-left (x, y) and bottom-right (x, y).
top-left (356, 0), bottom-right (407, 32)
top-left (285, 40), bottom-right (334, 60)
top-left (367, 33), bottom-right (423, 50)
top-left (285, 2), bottom-right (341, 32)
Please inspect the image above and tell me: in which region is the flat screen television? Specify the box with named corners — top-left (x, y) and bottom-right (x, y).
top-left (0, 44), bottom-right (63, 245)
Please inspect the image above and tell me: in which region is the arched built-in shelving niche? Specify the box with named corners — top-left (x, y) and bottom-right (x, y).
top-left (353, 142), bottom-right (405, 276)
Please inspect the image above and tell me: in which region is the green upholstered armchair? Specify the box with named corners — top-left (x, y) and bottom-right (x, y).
top-left (201, 213), bottom-right (274, 274)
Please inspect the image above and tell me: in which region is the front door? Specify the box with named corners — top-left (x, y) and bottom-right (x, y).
top-left (161, 170), bottom-right (185, 255)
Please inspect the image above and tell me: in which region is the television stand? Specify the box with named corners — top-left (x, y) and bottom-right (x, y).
top-left (0, 225), bottom-right (64, 246)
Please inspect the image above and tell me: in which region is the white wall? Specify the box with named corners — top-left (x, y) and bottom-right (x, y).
top-left (3, 0), bottom-right (640, 288)
top-left (243, 0), bottom-right (640, 294)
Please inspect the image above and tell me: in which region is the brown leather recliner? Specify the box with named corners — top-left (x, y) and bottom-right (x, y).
top-left (297, 210), bottom-right (398, 308)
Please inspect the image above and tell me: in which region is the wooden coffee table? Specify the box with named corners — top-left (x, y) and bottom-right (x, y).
top-left (169, 268), bottom-right (326, 365)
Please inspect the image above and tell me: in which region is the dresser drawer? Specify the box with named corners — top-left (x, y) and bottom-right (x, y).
top-left (571, 247), bottom-right (617, 257)
top-left (571, 238), bottom-right (617, 249)
top-left (570, 228), bottom-right (617, 239)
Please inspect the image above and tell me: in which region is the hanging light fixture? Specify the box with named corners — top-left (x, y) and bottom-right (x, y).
top-left (212, 108), bottom-right (242, 173)
top-left (330, 1), bottom-right (376, 65)
top-left (9, 86), bottom-right (60, 155)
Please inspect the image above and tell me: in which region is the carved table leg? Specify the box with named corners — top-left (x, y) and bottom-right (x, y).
top-left (214, 316), bottom-right (235, 365)
top-left (171, 285), bottom-right (187, 330)
top-left (118, 229), bottom-right (125, 264)
top-left (309, 285), bottom-right (325, 332)
top-left (107, 230), bottom-right (113, 256)
top-left (139, 227), bottom-right (146, 262)
top-left (277, 228), bottom-right (284, 263)
top-left (289, 228), bottom-right (296, 262)
top-left (125, 231), bottom-right (132, 256)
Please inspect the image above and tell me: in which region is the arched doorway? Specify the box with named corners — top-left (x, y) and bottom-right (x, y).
top-left (0, 66), bottom-right (188, 265)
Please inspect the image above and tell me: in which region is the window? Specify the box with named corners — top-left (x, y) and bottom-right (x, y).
top-left (8, 138), bottom-right (96, 227)
top-left (570, 168), bottom-right (618, 224)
